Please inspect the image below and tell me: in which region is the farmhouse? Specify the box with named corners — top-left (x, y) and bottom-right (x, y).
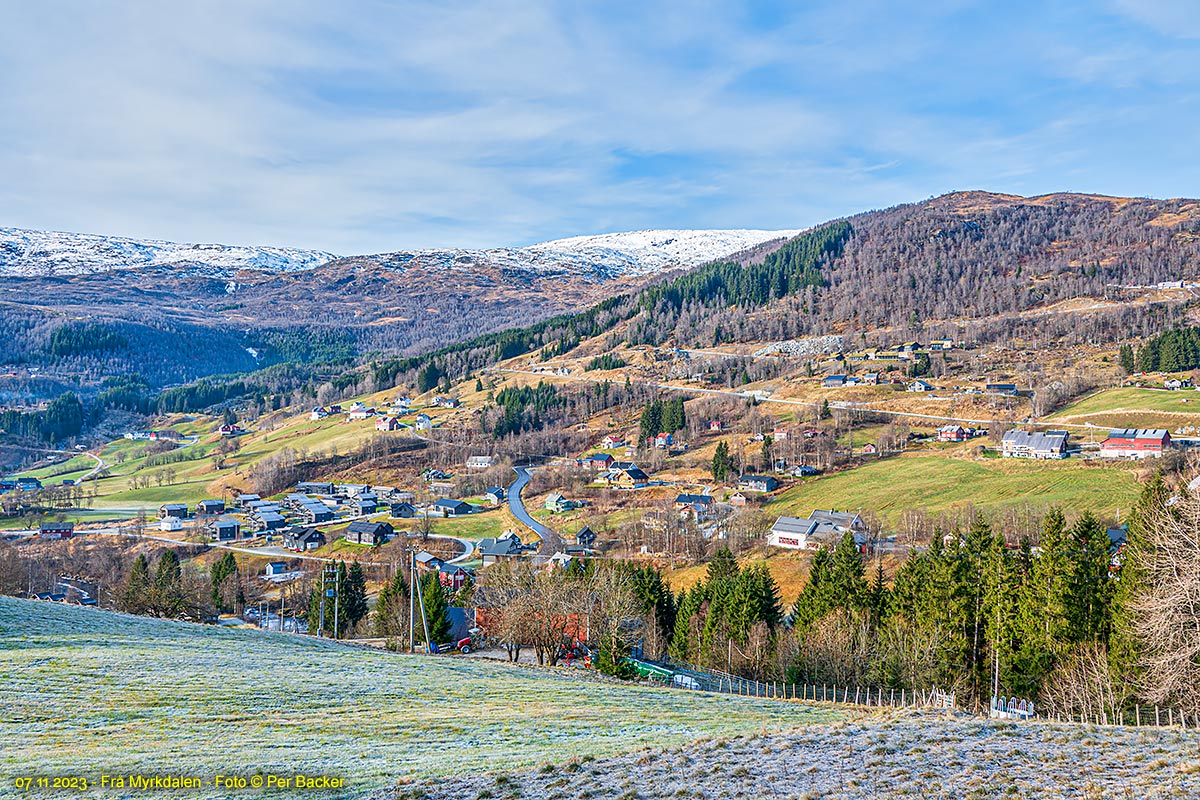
top-left (738, 474), bottom-right (779, 493)
top-left (575, 526), bottom-right (597, 548)
top-left (1165, 378), bottom-right (1193, 390)
top-left (375, 416), bottom-right (403, 432)
top-left (599, 462), bottom-right (649, 488)
top-left (15, 476), bottom-right (42, 492)
top-left (822, 375), bottom-right (847, 388)
top-left (466, 455), bottom-right (494, 470)
top-left (1001, 429), bottom-right (1070, 459)
top-left (208, 517), bottom-right (241, 541)
top-left (348, 407), bottom-right (375, 420)
top-left (653, 432), bottom-right (673, 449)
top-left (574, 453), bottom-right (614, 470)
top-left (38, 521), bottom-right (74, 540)
top-left (264, 562), bottom-right (289, 577)
top-left (708, 420), bottom-right (724, 432)
top-left (432, 396), bottom-right (460, 409)
top-left (482, 487), bottom-right (506, 505)
top-left (907, 380), bottom-right (934, 392)
top-left (438, 563), bottom-right (472, 591)
top-left (600, 435), bottom-right (625, 449)
top-left (1099, 428), bottom-right (1172, 459)
top-left (159, 503), bottom-right (188, 520)
top-left (414, 414), bottom-right (433, 431)
top-left (768, 510), bottom-right (867, 550)
top-left (938, 424), bottom-right (971, 442)
top-left (344, 520), bottom-right (393, 546)
top-left (729, 492), bottom-right (748, 507)
top-left (862, 373), bottom-right (880, 385)
top-left (283, 526), bottom-right (325, 551)
top-left (987, 383), bottom-right (1020, 396)
top-left (160, 516), bottom-right (183, 532)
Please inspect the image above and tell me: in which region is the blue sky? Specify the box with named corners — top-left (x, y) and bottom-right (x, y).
top-left (1, 0), bottom-right (1198, 253)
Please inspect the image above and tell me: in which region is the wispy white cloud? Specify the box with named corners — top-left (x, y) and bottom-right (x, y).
top-left (0, 1), bottom-right (1197, 252)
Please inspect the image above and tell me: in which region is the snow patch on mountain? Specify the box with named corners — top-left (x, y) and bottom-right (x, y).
top-left (0, 226), bottom-right (801, 280)
top-left (0, 227), bottom-right (337, 277)
top-left (365, 228), bottom-right (804, 281)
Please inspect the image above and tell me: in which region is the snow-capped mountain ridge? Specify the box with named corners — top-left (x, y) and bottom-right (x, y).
top-left (0, 226), bottom-right (802, 279)
top-left (0, 227), bottom-right (337, 277)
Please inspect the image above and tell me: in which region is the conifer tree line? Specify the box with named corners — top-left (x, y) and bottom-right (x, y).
top-left (1132, 325), bottom-right (1200, 373)
top-left (665, 477), bottom-right (1198, 717)
top-left (639, 397), bottom-right (686, 442)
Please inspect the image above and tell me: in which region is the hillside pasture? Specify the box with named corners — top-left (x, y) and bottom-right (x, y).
top-left (767, 451), bottom-right (1142, 524)
top-left (0, 599), bottom-right (834, 798)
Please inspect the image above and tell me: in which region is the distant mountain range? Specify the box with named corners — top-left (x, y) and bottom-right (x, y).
top-left (0, 226), bottom-right (800, 281)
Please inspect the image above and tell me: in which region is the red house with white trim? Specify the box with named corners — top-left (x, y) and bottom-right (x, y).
top-left (1099, 428), bottom-right (1171, 459)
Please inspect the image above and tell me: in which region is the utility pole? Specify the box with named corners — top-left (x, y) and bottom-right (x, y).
top-left (319, 564), bottom-right (338, 638)
top-left (408, 549), bottom-right (416, 653)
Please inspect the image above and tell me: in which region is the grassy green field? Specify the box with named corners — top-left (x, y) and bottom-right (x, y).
top-left (0, 598), bottom-right (834, 798)
top-left (1048, 386), bottom-right (1200, 428)
top-left (769, 451), bottom-right (1143, 523)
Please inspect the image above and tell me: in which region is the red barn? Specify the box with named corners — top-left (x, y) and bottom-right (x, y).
top-left (1099, 428), bottom-right (1171, 459)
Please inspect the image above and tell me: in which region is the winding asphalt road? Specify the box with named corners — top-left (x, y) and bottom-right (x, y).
top-left (507, 466), bottom-right (562, 554)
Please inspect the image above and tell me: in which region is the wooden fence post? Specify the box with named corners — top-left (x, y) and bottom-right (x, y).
top-left (891, 688), bottom-right (895, 707)
top-left (1136, 705), bottom-right (1141, 727)
top-left (1156, 706), bottom-right (1160, 726)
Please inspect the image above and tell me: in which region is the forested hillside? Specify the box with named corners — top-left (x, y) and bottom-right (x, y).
top-left (371, 192), bottom-right (1200, 390)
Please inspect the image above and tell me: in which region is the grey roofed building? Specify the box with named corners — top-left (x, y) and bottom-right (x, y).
top-left (345, 519), bottom-right (393, 546)
top-left (235, 493), bottom-right (261, 507)
top-left (159, 503), bottom-right (188, 519)
top-left (299, 502), bottom-right (334, 523)
top-left (209, 516), bottom-right (241, 541)
top-left (196, 499), bottom-right (225, 515)
top-left (250, 510), bottom-right (287, 531)
top-left (806, 509), bottom-right (864, 532)
top-left (768, 510), bottom-right (866, 550)
top-left (283, 526), bottom-right (326, 551)
top-left (477, 535), bottom-right (525, 566)
top-left (391, 501), bottom-right (417, 518)
top-left (415, 551), bottom-right (443, 568)
top-left (1001, 429), bottom-right (1070, 459)
top-left (295, 481), bottom-right (334, 495)
top-left (433, 498), bottom-right (473, 516)
top-left (738, 474), bottom-right (779, 492)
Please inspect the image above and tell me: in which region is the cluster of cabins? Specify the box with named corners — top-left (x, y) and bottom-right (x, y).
top-left (310, 395), bottom-right (458, 432)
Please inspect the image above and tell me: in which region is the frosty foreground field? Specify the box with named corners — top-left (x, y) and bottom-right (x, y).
top-left (395, 712), bottom-right (1200, 799)
top-left (0, 598), bottom-right (833, 799)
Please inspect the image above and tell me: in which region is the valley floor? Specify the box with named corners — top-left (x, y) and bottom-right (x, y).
top-left (391, 711), bottom-right (1200, 800)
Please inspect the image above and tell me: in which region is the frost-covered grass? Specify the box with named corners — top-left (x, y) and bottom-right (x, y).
top-left (0, 598), bottom-right (835, 799)
top-left (398, 711), bottom-right (1200, 800)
